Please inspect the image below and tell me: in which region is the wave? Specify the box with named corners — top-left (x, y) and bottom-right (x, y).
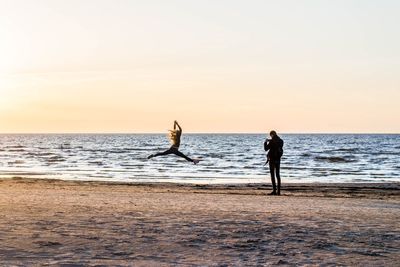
top-left (5, 145), bottom-right (25, 149)
top-left (369, 151), bottom-right (399, 156)
top-left (332, 148), bottom-right (360, 153)
top-left (82, 148), bottom-right (145, 154)
top-left (89, 161), bottom-right (105, 166)
top-left (314, 156), bottom-right (356, 163)
top-left (122, 148), bottom-right (154, 151)
top-left (7, 149), bottom-right (26, 152)
top-left (27, 152), bottom-right (56, 157)
top-left (8, 160), bottom-right (25, 165)
top-left (46, 156), bottom-right (66, 163)
top-left (204, 153), bottom-right (225, 159)
top-left (0, 171), bottom-right (47, 176)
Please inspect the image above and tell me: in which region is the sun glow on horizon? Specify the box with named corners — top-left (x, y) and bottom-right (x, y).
top-left (0, 1), bottom-right (399, 133)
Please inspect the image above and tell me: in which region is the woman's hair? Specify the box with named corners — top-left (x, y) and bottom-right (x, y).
top-left (168, 130), bottom-right (178, 144)
top-left (270, 130), bottom-right (277, 137)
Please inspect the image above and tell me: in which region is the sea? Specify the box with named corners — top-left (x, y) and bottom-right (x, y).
top-left (0, 134), bottom-right (399, 184)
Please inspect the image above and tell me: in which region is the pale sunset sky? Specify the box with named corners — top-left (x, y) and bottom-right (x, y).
top-left (0, 0), bottom-right (399, 133)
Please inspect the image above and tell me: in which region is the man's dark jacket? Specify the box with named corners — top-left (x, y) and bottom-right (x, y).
top-left (264, 136), bottom-right (284, 161)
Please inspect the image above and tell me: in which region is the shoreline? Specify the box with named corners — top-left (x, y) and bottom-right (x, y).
top-left (4, 177), bottom-right (400, 199)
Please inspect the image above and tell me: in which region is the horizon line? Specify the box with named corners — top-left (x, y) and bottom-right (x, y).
top-left (0, 132), bottom-right (399, 135)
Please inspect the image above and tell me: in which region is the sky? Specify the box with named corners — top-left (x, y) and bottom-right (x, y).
top-left (0, 0), bottom-right (399, 133)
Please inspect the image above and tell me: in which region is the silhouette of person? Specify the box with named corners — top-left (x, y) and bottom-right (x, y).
top-left (148, 121), bottom-right (199, 164)
top-left (264, 130), bottom-right (284, 195)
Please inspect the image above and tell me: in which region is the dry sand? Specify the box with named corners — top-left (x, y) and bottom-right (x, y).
top-left (0, 178), bottom-right (399, 266)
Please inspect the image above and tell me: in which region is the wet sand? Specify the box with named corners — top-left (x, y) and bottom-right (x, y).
top-left (0, 178), bottom-right (399, 266)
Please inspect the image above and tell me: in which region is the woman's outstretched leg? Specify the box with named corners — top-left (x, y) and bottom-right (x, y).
top-left (148, 148), bottom-right (173, 159)
top-left (174, 150), bottom-right (199, 164)
top-left (173, 150), bottom-right (193, 162)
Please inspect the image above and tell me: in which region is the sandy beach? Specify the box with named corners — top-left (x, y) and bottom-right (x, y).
top-left (0, 178), bottom-right (399, 266)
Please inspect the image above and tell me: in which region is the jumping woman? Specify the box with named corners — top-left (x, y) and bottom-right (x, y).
top-left (147, 120), bottom-right (199, 164)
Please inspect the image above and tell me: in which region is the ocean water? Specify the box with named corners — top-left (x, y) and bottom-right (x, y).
top-left (0, 134), bottom-right (399, 184)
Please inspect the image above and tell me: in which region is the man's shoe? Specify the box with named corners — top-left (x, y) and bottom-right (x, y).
top-left (277, 191), bottom-right (281, 196)
top-left (268, 191), bottom-right (277, 195)
top-left (147, 155), bottom-right (153, 159)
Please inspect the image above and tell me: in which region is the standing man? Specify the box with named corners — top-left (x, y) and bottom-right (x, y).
top-left (264, 130), bottom-right (284, 195)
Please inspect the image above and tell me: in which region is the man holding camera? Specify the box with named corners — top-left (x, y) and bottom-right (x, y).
top-left (264, 130), bottom-right (284, 195)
